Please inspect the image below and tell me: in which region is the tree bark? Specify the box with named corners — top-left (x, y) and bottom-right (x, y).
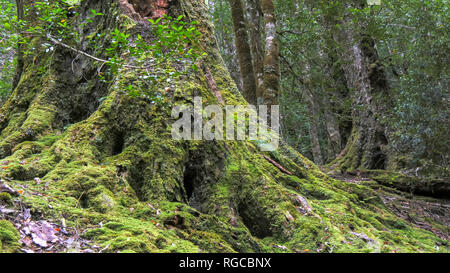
top-left (229, 0), bottom-right (257, 105)
top-left (302, 62), bottom-right (324, 165)
top-left (244, 0), bottom-right (264, 105)
top-left (260, 0), bottom-right (280, 106)
top-left (324, 110), bottom-right (342, 161)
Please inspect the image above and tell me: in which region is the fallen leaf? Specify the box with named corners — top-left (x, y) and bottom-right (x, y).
top-left (34, 177), bottom-right (42, 184)
top-left (32, 233), bottom-right (48, 248)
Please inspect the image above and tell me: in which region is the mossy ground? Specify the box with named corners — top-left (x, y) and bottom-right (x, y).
top-left (0, 0), bottom-right (448, 253)
top-left (0, 220), bottom-right (20, 253)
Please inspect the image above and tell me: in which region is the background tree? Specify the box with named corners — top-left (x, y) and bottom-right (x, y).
top-left (244, 0), bottom-right (264, 104)
top-left (229, 0), bottom-right (257, 104)
top-left (0, 0), bottom-right (17, 104)
top-left (261, 0), bottom-right (280, 106)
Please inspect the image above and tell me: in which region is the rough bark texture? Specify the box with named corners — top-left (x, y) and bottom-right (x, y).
top-left (261, 0), bottom-right (280, 106)
top-left (0, 0), bottom-right (447, 253)
top-left (229, 0), bottom-right (257, 105)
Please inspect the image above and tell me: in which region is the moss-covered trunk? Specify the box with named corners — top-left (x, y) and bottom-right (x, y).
top-left (0, 0), bottom-right (447, 253)
top-left (325, 2), bottom-right (391, 172)
top-left (229, 0), bottom-right (257, 105)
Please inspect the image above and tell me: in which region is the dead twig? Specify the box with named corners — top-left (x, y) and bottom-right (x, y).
top-left (46, 34), bottom-right (150, 70)
top-left (262, 155), bottom-right (292, 175)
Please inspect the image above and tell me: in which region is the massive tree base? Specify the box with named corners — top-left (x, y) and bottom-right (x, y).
top-left (0, 0), bottom-right (448, 253)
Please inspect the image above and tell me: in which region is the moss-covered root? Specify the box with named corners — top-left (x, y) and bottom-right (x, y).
top-left (368, 170), bottom-right (450, 199)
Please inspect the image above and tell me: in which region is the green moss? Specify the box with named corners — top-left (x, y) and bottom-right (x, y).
top-left (0, 192), bottom-right (13, 207)
top-left (0, 220), bottom-right (20, 253)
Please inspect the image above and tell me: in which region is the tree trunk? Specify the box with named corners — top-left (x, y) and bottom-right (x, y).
top-left (0, 0), bottom-right (443, 253)
top-left (229, 0), bottom-right (257, 105)
top-left (11, 0), bottom-right (25, 90)
top-left (303, 63), bottom-right (324, 165)
top-left (261, 0), bottom-right (280, 106)
top-left (326, 2), bottom-right (391, 171)
top-left (324, 110), bottom-right (342, 161)
top-left (244, 0), bottom-right (264, 105)
top-left (307, 105), bottom-right (324, 166)
top-left (212, 0), bottom-right (243, 91)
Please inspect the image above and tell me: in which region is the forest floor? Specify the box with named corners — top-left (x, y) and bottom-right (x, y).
top-left (1, 179), bottom-right (99, 253)
top-left (1, 172), bottom-right (449, 253)
top-left (328, 172), bottom-right (450, 242)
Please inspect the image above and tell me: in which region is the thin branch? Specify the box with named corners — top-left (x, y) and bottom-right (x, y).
top-left (46, 34), bottom-right (149, 70)
top-left (263, 155), bottom-right (293, 175)
top-left (46, 34), bottom-right (108, 63)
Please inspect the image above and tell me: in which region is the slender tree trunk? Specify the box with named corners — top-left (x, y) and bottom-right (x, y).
top-left (302, 62), bottom-right (324, 165)
top-left (261, 0), bottom-right (280, 106)
top-left (321, 52), bottom-right (346, 162)
top-left (214, 0), bottom-right (243, 91)
top-left (11, 0), bottom-right (25, 90)
top-left (245, 0), bottom-right (264, 105)
top-left (229, 0), bottom-right (257, 105)
top-left (306, 103), bottom-right (324, 165)
top-left (324, 110), bottom-right (342, 161)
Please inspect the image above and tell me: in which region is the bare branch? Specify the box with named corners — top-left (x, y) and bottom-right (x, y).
top-left (46, 34), bottom-right (149, 70)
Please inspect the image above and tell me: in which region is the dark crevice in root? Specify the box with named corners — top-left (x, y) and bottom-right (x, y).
top-left (183, 167), bottom-right (195, 201)
top-left (79, 193), bottom-right (89, 209)
top-left (182, 162), bottom-right (207, 211)
top-left (67, 105), bottom-right (90, 126)
top-left (237, 201), bottom-right (273, 239)
top-left (61, 75), bottom-right (108, 128)
top-left (111, 131), bottom-right (126, 156)
top-left (127, 160), bottom-right (146, 201)
top-left (164, 215), bottom-right (186, 229)
top-left (372, 147), bottom-right (387, 170)
top-left (60, 99), bottom-right (100, 129)
top-left (371, 131), bottom-right (388, 169)
top-left (181, 144), bottom-right (226, 212)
